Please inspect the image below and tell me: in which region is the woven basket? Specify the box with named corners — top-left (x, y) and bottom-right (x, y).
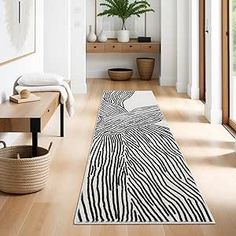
top-left (136, 58), bottom-right (155, 80)
top-left (0, 141), bottom-right (52, 194)
top-left (108, 68), bottom-right (133, 81)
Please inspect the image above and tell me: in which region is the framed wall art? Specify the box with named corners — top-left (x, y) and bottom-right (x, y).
top-left (0, 0), bottom-right (36, 64)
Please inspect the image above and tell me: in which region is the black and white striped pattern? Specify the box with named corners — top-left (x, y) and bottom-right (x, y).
top-left (75, 91), bottom-right (214, 224)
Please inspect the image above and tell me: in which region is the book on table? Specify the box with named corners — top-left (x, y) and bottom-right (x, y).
top-left (10, 94), bottom-right (41, 104)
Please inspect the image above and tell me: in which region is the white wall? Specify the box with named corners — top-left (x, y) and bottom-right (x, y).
top-left (0, 0), bottom-right (44, 144)
top-left (161, 0), bottom-right (191, 92)
top-left (86, 0), bottom-right (161, 79)
top-left (188, 0), bottom-right (200, 100)
top-left (70, 0), bottom-right (87, 93)
top-left (162, 0), bottom-right (202, 98)
top-left (204, 0), bottom-right (222, 124)
top-left (44, 0), bottom-right (87, 93)
top-left (176, 0), bottom-right (189, 93)
top-left (44, 0), bottom-right (70, 80)
top-left (160, 0), bottom-right (177, 86)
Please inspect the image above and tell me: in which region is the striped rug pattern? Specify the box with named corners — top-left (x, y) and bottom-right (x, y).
top-left (74, 91), bottom-right (214, 224)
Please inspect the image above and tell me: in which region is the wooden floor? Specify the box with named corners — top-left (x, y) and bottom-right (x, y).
top-left (0, 79), bottom-right (235, 236)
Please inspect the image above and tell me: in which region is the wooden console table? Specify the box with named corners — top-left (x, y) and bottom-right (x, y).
top-left (0, 92), bottom-right (64, 156)
top-left (87, 40), bottom-right (161, 54)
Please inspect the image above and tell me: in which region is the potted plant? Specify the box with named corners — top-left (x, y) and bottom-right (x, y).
top-left (98, 0), bottom-right (154, 43)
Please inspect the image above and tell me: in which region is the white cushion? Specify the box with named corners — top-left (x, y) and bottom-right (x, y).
top-left (18, 72), bottom-right (64, 86)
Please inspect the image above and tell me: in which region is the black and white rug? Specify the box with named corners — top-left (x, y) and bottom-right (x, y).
top-left (74, 91), bottom-right (214, 224)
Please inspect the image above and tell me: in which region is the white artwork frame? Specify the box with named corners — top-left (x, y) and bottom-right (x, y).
top-left (0, 0), bottom-right (36, 64)
top-left (96, 0), bottom-right (146, 39)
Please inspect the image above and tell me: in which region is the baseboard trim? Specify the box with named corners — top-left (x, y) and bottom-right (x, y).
top-left (187, 84), bottom-right (200, 100)
top-left (176, 82), bottom-right (188, 93)
top-left (204, 104), bottom-right (222, 124)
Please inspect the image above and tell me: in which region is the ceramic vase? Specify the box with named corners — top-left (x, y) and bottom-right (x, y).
top-left (98, 30), bottom-right (107, 43)
top-left (87, 25), bottom-right (97, 42)
top-left (117, 30), bottom-right (130, 43)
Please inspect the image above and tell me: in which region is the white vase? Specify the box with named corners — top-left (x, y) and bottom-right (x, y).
top-left (117, 30), bottom-right (130, 43)
top-left (98, 30), bottom-right (107, 43)
top-left (87, 25), bottom-right (97, 42)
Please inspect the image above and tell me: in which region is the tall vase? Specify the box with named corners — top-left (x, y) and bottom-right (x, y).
top-left (87, 25), bottom-right (97, 42)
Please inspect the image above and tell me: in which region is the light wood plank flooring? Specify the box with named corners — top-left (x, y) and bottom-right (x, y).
top-left (0, 79), bottom-right (235, 236)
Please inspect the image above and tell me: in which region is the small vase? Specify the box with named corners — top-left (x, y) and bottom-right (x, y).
top-left (117, 30), bottom-right (130, 43)
top-left (98, 30), bottom-right (107, 43)
top-left (87, 25), bottom-right (97, 42)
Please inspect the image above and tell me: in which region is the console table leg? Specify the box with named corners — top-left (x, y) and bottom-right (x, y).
top-left (32, 132), bottom-right (38, 157)
top-left (60, 104), bottom-right (64, 137)
top-left (30, 118), bottom-right (40, 157)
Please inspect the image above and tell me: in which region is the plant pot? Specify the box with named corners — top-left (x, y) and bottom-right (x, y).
top-left (136, 58), bottom-right (155, 80)
top-left (108, 68), bottom-right (133, 81)
top-left (117, 30), bottom-right (130, 43)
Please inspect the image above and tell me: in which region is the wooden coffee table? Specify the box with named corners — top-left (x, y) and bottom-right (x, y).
top-left (0, 92), bottom-right (64, 156)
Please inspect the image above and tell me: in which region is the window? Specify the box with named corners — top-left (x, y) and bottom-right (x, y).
top-left (229, 0), bottom-right (236, 127)
top-left (222, 0), bottom-right (236, 131)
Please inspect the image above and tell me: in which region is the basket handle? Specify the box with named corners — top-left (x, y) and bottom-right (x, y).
top-left (48, 142), bottom-right (53, 152)
top-left (0, 141), bottom-right (6, 149)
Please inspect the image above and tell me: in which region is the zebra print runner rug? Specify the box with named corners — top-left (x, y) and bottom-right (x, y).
top-left (74, 91), bottom-right (214, 224)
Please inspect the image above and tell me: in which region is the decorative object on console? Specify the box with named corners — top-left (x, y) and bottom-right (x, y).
top-left (96, 0), bottom-right (145, 39)
top-left (108, 68), bottom-right (133, 81)
top-left (117, 30), bottom-right (130, 43)
top-left (138, 36), bottom-right (152, 42)
top-left (87, 25), bottom-right (97, 42)
top-left (0, 0), bottom-right (36, 64)
top-left (97, 0), bottom-right (154, 42)
top-left (137, 57), bottom-right (155, 80)
top-left (98, 30), bottom-right (107, 42)
top-left (20, 89), bottom-right (31, 99)
top-left (10, 93), bottom-right (40, 104)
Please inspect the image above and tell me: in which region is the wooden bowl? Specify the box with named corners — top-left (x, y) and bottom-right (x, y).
top-left (108, 68), bottom-right (133, 81)
top-left (20, 89), bottom-right (31, 99)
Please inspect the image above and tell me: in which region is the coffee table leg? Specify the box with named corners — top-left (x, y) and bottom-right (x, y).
top-left (60, 104), bottom-right (64, 137)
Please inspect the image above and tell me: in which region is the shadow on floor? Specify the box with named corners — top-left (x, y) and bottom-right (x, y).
top-left (188, 152), bottom-right (236, 168)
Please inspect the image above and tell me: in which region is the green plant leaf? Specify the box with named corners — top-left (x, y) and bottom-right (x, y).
top-left (97, 0), bottom-right (155, 30)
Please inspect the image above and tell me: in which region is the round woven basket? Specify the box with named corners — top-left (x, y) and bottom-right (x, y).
top-left (108, 68), bottom-right (133, 81)
top-left (0, 141), bottom-right (52, 194)
top-left (136, 58), bottom-right (155, 80)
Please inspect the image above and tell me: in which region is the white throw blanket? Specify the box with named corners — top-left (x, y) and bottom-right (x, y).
top-left (15, 74), bottom-right (74, 117)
